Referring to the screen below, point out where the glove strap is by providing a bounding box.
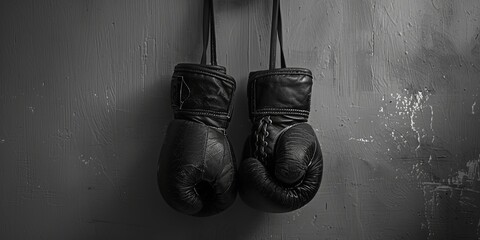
[269,0,286,70]
[201,0,217,66]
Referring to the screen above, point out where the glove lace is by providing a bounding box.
[254,116,272,164]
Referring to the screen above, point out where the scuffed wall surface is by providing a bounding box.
[1,0,479,239]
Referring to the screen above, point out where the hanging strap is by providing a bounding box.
[200,0,217,65]
[269,0,286,70]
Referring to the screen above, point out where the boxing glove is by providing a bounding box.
[239,68,323,213]
[158,63,237,217]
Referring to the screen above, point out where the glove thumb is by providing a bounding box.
[274,123,319,185]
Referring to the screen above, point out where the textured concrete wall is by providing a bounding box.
[1,0,479,239]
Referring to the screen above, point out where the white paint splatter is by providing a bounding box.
[429,105,435,143]
[349,136,374,143]
[28,106,35,113]
[409,91,425,152]
[466,156,480,181]
[380,90,434,153]
[451,154,480,185]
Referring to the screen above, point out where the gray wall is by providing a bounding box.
[1,0,480,239]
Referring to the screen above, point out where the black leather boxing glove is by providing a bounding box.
[238,0,323,213]
[157,63,237,216]
[239,68,323,213]
[157,0,237,217]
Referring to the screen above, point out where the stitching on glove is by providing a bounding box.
[253,108,310,116]
[259,108,309,112]
[252,110,309,117]
[175,109,231,119]
[250,70,313,79]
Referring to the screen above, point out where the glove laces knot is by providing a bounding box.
[254,116,272,164]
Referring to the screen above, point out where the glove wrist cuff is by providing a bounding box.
[248,68,313,119]
[171,63,236,128]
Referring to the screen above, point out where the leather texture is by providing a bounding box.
[239,68,323,213]
[158,63,237,217]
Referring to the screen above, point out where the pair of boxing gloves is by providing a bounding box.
[157,63,323,216]
[157,0,323,216]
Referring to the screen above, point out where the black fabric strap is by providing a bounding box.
[201,0,217,65]
[269,0,286,70]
